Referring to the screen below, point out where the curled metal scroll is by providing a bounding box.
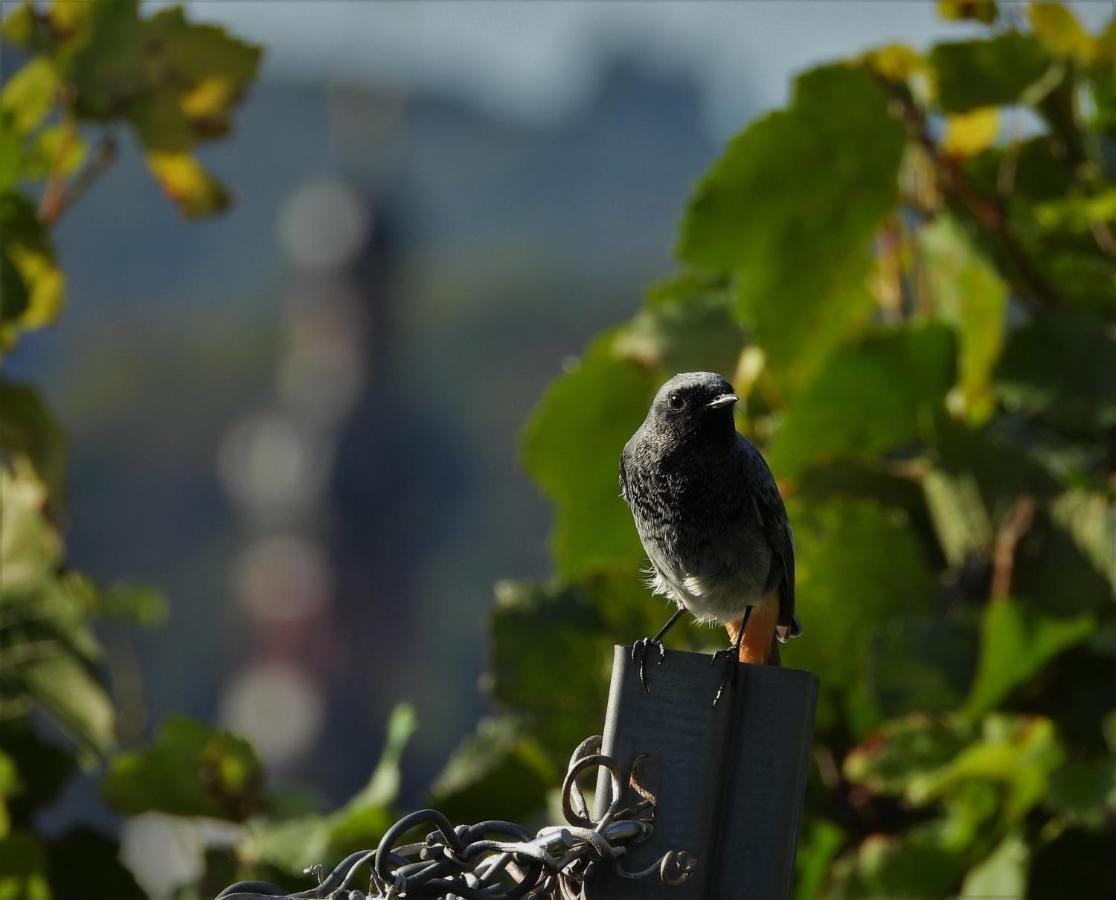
[216,735,694,899]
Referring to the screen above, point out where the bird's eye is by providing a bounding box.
[667,393,685,411]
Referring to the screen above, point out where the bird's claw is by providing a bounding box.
[710,648,739,708]
[631,637,666,693]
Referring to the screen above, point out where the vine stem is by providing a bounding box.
[879,78,1060,315]
[38,133,116,226]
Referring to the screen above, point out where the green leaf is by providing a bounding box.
[0,380,67,500]
[428,717,555,823]
[137,6,262,143]
[917,715,1064,820]
[1028,3,1096,66]
[828,821,967,900]
[521,332,656,579]
[613,274,743,376]
[0,59,59,137]
[0,192,65,343]
[249,705,416,872]
[959,831,1028,897]
[102,715,263,821]
[767,324,956,478]
[794,819,846,900]
[965,600,1095,716]
[867,616,978,717]
[845,714,978,799]
[930,33,1050,112]
[1045,758,1116,827]
[63,0,143,121]
[0,830,49,900]
[994,312,1116,431]
[17,654,114,757]
[340,703,415,811]
[919,216,1008,422]
[96,582,168,627]
[488,579,616,763]
[677,64,904,392]
[781,497,937,734]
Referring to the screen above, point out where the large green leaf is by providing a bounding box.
[780,497,937,734]
[521,332,656,579]
[0,830,49,900]
[1045,757,1116,828]
[768,324,956,479]
[102,715,263,821]
[929,32,1050,112]
[487,579,616,763]
[965,600,1095,716]
[677,64,904,392]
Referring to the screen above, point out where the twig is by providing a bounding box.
[990,494,1036,600]
[38,134,117,226]
[881,80,1060,314]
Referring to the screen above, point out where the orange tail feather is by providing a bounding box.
[726,592,781,665]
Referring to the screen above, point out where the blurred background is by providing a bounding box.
[4,0,1109,826]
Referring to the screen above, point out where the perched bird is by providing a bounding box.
[620,371,799,704]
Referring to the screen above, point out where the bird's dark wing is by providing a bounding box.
[741,439,798,636]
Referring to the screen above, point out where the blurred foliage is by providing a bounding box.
[0,1,262,896]
[2,1,1116,898]
[455,3,1116,898]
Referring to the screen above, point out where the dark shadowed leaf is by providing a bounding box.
[488,580,615,764]
[781,497,937,735]
[103,715,263,821]
[828,822,967,900]
[0,380,66,500]
[995,312,1116,431]
[1045,758,1116,827]
[429,717,556,823]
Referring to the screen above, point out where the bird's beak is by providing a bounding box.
[707,393,739,409]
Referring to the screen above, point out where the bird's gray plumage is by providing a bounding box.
[620,372,799,638]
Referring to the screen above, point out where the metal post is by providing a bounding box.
[589,645,818,900]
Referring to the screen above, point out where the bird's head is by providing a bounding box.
[647,371,739,443]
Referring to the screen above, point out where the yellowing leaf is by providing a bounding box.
[1028,3,1096,66]
[0,58,59,136]
[7,245,64,329]
[919,215,1007,422]
[938,1,998,24]
[941,107,1000,158]
[23,123,87,181]
[145,151,229,218]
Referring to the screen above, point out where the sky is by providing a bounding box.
[180,0,1000,138]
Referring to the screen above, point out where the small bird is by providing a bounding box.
[620,371,799,705]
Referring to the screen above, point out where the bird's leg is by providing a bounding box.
[632,608,685,693]
[711,606,753,708]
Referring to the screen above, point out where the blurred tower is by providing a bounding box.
[217,176,386,782]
